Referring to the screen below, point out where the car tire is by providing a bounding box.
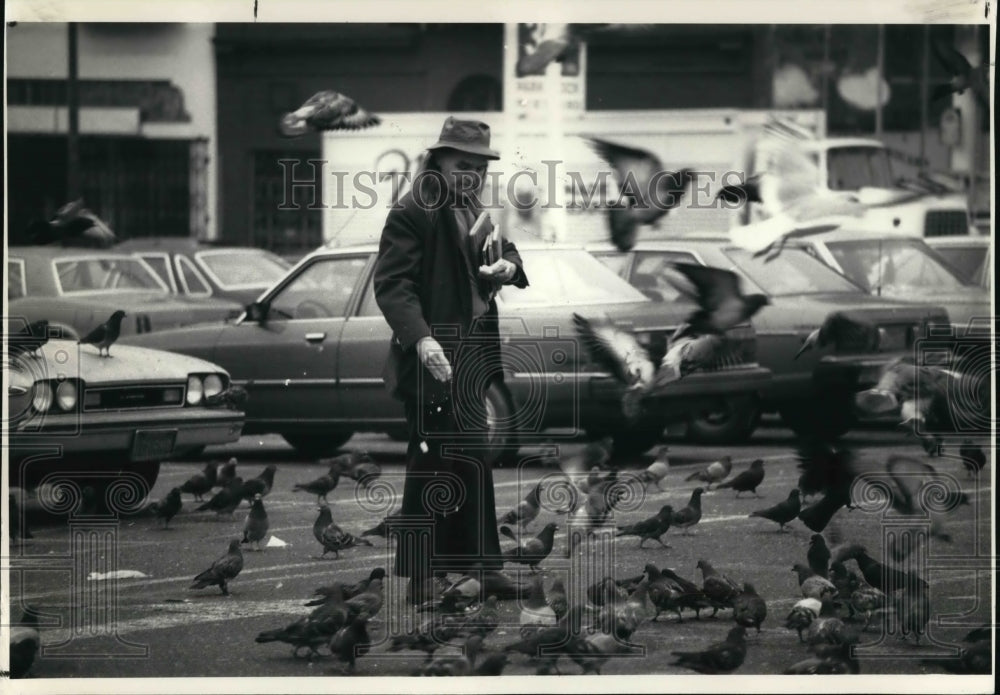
[485,382,519,468]
[778,395,855,440]
[282,432,355,459]
[687,395,760,445]
[610,414,666,459]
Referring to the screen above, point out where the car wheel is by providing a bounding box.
[687,395,760,445]
[778,395,855,440]
[485,382,519,467]
[282,432,355,459]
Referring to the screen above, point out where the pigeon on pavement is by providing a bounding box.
[215,458,238,489]
[959,441,987,478]
[715,460,765,497]
[307,568,387,604]
[784,642,860,674]
[497,480,543,530]
[671,488,704,534]
[637,446,671,490]
[9,607,41,678]
[240,464,277,502]
[328,614,372,673]
[697,559,741,616]
[255,616,330,659]
[659,567,715,620]
[785,597,823,643]
[312,504,373,559]
[749,488,800,531]
[150,487,182,529]
[808,534,832,579]
[921,625,992,674]
[616,504,673,547]
[733,583,768,634]
[501,521,558,571]
[685,455,733,488]
[196,476,244,517]
[293,469,341,504]
[792,563,838,602]
[241,493,269,551]
[190,539,244,595]
[78,310,126,357]
[671,625,748,674]
[180,463,217,501]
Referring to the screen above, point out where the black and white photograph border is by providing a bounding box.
[2,0,995,694]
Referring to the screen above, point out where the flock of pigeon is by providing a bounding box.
[9,415,990,678]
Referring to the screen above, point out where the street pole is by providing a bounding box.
[875,24,884,138]
[67,22,81,201]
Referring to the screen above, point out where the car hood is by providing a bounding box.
[32,339,229,386]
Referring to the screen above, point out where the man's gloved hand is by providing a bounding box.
[477,258,517,284]
[416,336,453,383]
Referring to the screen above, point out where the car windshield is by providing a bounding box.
[931,244,989,288]
[196,250,291,289]
[827,146,895,191]
[498,249,649,308]
[54,256,169,295]
[721,247,864,296]
[824,238,967,295]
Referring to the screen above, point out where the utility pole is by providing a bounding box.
[67,22,81,200]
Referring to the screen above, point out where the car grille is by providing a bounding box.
[83,382,186,411]
[924,210,968,237]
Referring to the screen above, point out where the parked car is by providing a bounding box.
[588,235,952,440]
[119,243,772,460]
[795,230,991,329]
[6,317,245,493]
[115,237,292,306]
[7,246,244,340]
[924,234,992,291]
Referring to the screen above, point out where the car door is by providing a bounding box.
[210,253,370,427]
[337,258,407,429]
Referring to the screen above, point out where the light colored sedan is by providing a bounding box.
[798,229,991,330]
[7,320,245,494]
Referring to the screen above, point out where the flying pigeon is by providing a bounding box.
[279,90,380,137]
[585,136,695,251]
[929,40,989,108]
[795,311,879,360]
[665,262,770,336]
[22,199,117,248]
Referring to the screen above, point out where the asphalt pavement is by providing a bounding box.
[9,425,994,678]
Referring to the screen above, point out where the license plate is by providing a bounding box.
[131,429,177,462]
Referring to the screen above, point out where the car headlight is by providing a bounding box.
[186,376,204,405]
[32,382,53,413]
[56,380,78,411]
[203,374,225,399]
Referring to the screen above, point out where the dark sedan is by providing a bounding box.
[589,236,952,441]
[120,243,771,461]
[115,237,292,306]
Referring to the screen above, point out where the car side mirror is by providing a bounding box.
[245,301,269,324]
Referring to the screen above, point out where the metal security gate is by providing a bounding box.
[7,135,197,241]
[249,150,323,257]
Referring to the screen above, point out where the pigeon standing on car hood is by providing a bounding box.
[78,310,127,357]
